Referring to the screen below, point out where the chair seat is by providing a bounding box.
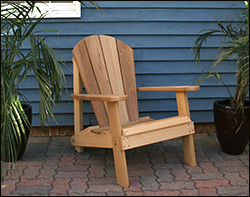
[72,115,194,151]
[90,116,154,134]
[122,115,192,137]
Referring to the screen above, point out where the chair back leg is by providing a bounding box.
[73,58,84,153]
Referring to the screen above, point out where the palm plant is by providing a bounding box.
[1,1,100,179]
[192,1,249,132]
[1,1,66,179]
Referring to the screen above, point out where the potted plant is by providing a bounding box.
[192,1,249,155]
[1,1,101,180]
[1,1,68,179]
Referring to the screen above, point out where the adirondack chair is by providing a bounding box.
[70,35,200,188]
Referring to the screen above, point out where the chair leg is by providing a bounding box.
[176,91,197,167]
[73,58,84,153]
[75,146,84,153]
[112,145,129,187]
[182,134,197,167]
[107,101,129,188]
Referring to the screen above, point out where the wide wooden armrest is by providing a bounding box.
[71,93,128,102]
[137,86,200,92]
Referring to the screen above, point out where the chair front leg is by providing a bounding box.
[107,101,129,188]
[176,91,197,167]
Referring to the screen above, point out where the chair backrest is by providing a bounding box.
[72,35,139,127]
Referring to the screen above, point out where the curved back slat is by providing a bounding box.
[72,35,139,127]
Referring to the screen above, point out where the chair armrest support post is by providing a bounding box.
[72,58,84,152]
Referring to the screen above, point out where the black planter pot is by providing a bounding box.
[2,104,32,162]
[17,103,32,160]
[213,99,249,155]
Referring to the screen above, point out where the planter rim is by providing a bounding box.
[21,103,32,110]
[214,99,249,110]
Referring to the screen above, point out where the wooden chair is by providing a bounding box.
[70,35,200,188]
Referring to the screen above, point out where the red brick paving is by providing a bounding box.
[195,179,230,188]
[17,179,53,187]
[50,178,71,195]
[1,134,249,196]
[198,188,219,196]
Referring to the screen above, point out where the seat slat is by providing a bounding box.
[91,116,154,134]
[122,116,192,136]
[120,122,195,150]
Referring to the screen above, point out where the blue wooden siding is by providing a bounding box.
[18,1,248,126]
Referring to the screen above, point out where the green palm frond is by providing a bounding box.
[192,3,249,133]
[1,1,66,179]
[2,0,100,180]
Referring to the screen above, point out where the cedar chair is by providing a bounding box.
[70,35,200,188]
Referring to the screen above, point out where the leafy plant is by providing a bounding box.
[1,1,100,180]
[192,1,249,132]
[1,0,66,179]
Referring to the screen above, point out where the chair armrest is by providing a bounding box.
[71,93,128,102]
[137,86,200,92]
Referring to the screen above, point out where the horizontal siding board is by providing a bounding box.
[22,60,237,76]
[136,74,238,86]
[19,48,235,62]
[32,110,216,126]
[80,8,244,22]
[135,61,237,74]
[18,72,237,90]
[138,98,225,111]
[18,75,74,89]
[18,1,246,126]
[135,48,234,61]
[42,8,244,23]
[31,107,214,126]
[24,98,219,116]
[21,35,231,49]
[33,22,236,35]
[94,1,244,9]
[139,111,214,123]
[18,86,244,102]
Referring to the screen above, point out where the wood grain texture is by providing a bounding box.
[71,93,128,102]
[99,35,129,123]
[107,101,129,188]
[120,122,195,150]
[72,35,140,127]
[72,37,109,127]
[71,131,112,148]
[91,116,154,134]
[137,86,200,92]
[117,39,139,122]
[176,91,197,167]
[122,116,191,136]
[72,58,84,153]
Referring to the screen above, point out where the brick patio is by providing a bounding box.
[1,133,249,196]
